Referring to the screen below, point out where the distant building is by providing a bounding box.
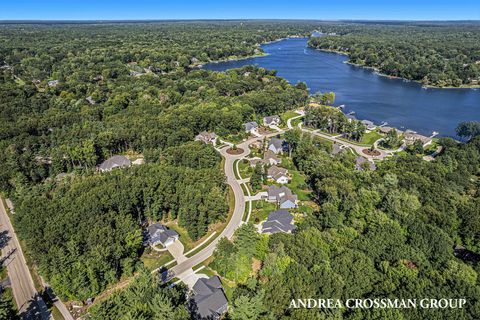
[263,150,281,165]
[145,223,179,247]
[195,131,218,146]
[244,121,259,134]
[268,138,285,154]
[267,165,289,184]
[355,156,376,171]
[98,155,131,172]
[261,210,295,234]
[263,115,280,127]
[47,80,59,87]
[192,276,228,320]
[267,185,298,209]
[379,126,394,135]
[86,96,95,105]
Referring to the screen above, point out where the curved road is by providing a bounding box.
[166,131,283,280]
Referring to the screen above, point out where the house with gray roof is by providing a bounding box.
[264,150,281,165]
[263,115,280,126]
[195,131,218,146]
[192,276,228,319]
[261,210,296,234]
[249,157,264,168]
[98,155,131,172]
[267,165,289,184]
[355,156,376,171]
[267,185,298,209]
[244,121,259,134]
[268,138,285,154]
[145,223,179,247]
[47,80,59,87]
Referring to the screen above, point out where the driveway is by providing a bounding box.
[167,240,187,264]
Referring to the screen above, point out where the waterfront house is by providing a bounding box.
[263,115,281,127]
[404,130,432,147]
[192,276,228,319]
[145,223,179,247]
[98,155,131,172]
[195,131,218,146]
[261,210,296,234]
[267,165,290,184]
[361,120,376,131]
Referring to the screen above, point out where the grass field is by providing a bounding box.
[251,200,276,224]
[140,251,174,271]
[360,130,382,145]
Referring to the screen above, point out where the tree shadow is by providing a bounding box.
[17,293,51,320]
[0,230,11,250]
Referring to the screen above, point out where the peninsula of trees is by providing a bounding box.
[308,23,480,87]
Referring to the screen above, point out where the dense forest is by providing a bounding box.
[209,134,480,319]
[0,21,311,302]
[1,21,480,318]
[308,23,480,87]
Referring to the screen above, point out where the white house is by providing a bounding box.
[244,121,259,134]
[263,115,280,127]
[267,165,290,184]
[195,131,218,146]
[268,138,285,154]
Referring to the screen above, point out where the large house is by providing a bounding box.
[261,210,296,234]
[98,155,131,172]
[267,165,290,184]
[195,131,218,146]
[192,276,228,320]
[268,138,285,154]
[244,121,259,134]
[145,223,179,247]
[355,156,376,171]
[404,130,432,147]
[267,185,298,209]
[361,120,376,131]
[331,143,346,156]
[263,150,281,165]
[263,115,280,127]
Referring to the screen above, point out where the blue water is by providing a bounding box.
[204,38,480,137]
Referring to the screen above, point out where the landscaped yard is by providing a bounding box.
[238,159,252,178]
[140,251,174,271]
[251,200,276,224]
[281,110,300,124]
[359,130,382,145]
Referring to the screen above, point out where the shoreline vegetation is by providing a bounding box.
[314,47,480,89]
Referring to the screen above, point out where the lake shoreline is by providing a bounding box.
[311,47,480,90]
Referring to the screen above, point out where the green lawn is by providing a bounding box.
[238,159,252,178]
[251,200,276,224]
[233,160,241,179]
[360,130,382,145]
[140,251,174,271]
[281,110,299,124]
[291,117,303,127]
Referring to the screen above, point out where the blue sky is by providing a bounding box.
[2,0,480,20]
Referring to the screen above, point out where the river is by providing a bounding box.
[204,37,480,137]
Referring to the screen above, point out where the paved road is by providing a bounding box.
[166,131,283,280]
[0,197,50,320]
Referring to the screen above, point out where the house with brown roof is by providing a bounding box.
[404,130,432,147]
[267,165,290,184]
[263,150,281,165]
[195,131,218,146]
